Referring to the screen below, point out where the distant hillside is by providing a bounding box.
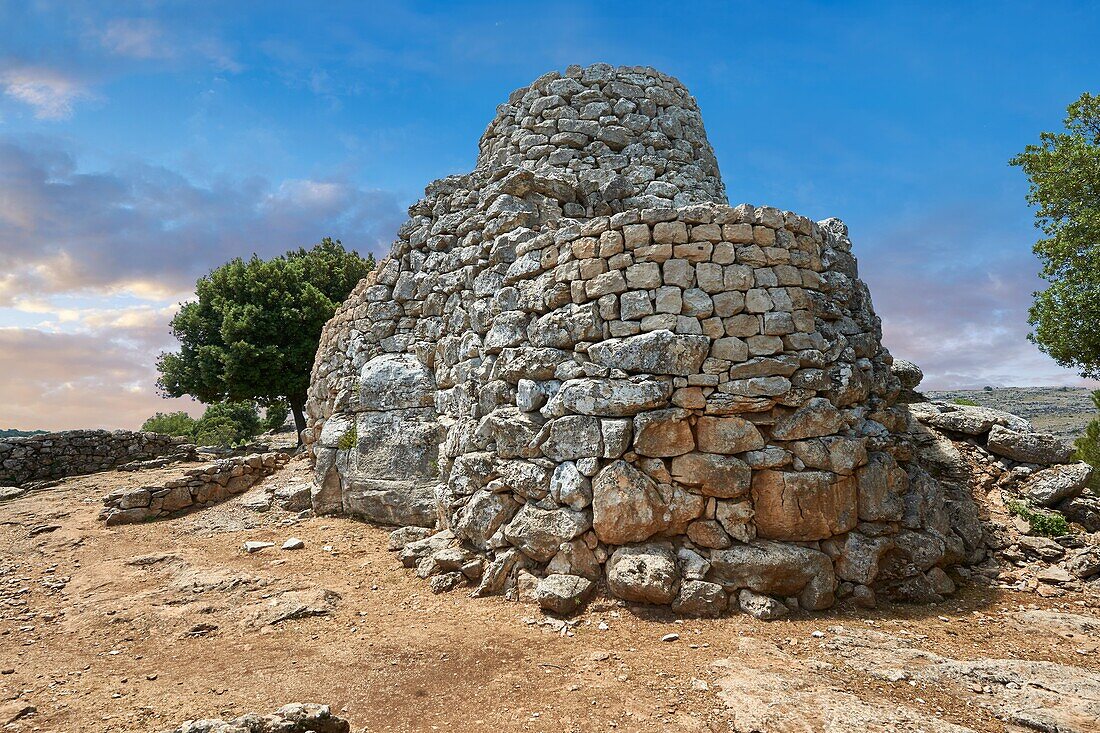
[0,428,48,439]
[925,386,1096,441]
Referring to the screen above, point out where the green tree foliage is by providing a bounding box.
[1073,390,1100,492]
[1011,93,1100,377]
[140,401,280,447]
[157,239,375,444]
[141,411,197,436]
[262,400,290,432]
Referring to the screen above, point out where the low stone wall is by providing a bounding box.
[0,430,188,486]
[101,451,291,525]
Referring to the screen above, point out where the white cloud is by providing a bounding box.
[97,18,166,60]
[0,138,406,304]
[92,17,243,72]
[0,66,94,120]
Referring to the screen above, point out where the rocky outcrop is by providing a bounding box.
[100,452,291,525]
[0,430,187,486]
[303,63,1036,617]
[160,703,349,733]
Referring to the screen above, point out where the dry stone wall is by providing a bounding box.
[305,64,985,617]
[100,451,291,526]
[0,430,187,487]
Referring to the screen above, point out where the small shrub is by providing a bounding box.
[262,401,290,432]
[192,416,246,447]
[337,424,358,450]
[1073,391,1100,492]
[141,411,197,436]
[1007,500,1071,538]
[951,397,980,407]
[143,401,269,447]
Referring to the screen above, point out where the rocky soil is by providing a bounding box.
[2,458,1099,732]
[927,387,1097,441]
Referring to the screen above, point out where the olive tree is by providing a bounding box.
[157,238,374,444]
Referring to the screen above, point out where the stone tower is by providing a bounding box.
[304,64,983,615]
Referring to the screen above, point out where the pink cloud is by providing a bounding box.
[0,327,197,432]
[0,137,406,305]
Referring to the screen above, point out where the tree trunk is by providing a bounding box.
[290,398,307,448]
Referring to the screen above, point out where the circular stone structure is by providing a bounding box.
[304,64,984,616]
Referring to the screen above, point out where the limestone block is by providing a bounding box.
[606,543,679,604]
[633,408,694,457]
[751,470,858,541]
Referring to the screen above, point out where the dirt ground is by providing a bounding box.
[2,459,1099,733]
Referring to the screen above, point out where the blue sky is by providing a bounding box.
[1,1,1098,430]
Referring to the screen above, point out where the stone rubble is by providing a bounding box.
[160,702,350,733]
[303,63,1097,618]
[100,452,291,526]
[907,399,1100,596]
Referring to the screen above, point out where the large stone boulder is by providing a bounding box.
[1025,462,1093,507]
[502,503,590,562]
[606,543,680,604]
[710,540,836,610]
[588,330,710,376]
[591,460,703,544]
[751,470,858,540]
[986,425,1074,465]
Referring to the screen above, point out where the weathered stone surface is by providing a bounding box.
[350,409,441,483]
[161,702,351,733]
[737,589,789,620]
[1025,462,1093,507]
[344,481,438,527]
[496,459,551,500]
[857,451,907,521]
[453,490,519,550]
[715,499,756,543]
[0,486,26,502]
[588,330,710,376]
[549,461,592,510]
[687,518,733,548]
[543,415,602,461]
[591,460,703,544]
[358,353,435,410]
[670,452,751,498]
[789,436,867,476]
[915,401,1032,436]
[388,525,434,551]
[710,540,836,610]
[633,408,694,457]
[672,580,728,617]
[830,532,895,585]
[891,359,923,390]
[556,378,672,417]
[769,398,844,441]
[694,416,765,454]
[472,548,525,597]
[986,424,1073,465]
[606,543,679,605]
[274,483,311,511]
[546,539,601,580]
[751,470,858,540]
[503,503,590,562]
[536,573,595,614]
